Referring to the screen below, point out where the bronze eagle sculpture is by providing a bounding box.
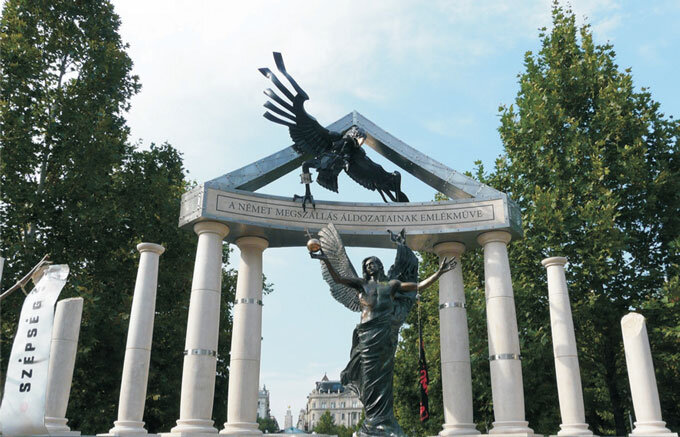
[259,52,409,210]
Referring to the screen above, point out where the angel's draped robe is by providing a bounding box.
[341,285,416,437]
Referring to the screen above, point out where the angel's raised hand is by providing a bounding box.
[310,251,329,261]
[388,228,406,245]
[438,257,458,274]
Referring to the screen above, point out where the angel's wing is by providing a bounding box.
[259,52,341,156]
[387,235,418,283]
[318,223,361,312]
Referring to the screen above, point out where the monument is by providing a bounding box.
[169,52,532,437]
[0,51,676,437]
[309,223,456,437]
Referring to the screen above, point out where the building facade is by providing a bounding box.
[284,407,293,429]
[303,374,362,430]
[257,385,270,419]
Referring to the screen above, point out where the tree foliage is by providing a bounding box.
[257,416,280,433]
[0,0,238,433]
[311,410,356,437]
[490,4,680,434]
[396,3,679,436]
[314,410,337,435]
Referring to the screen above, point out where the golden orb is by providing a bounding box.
[307,238,321,253]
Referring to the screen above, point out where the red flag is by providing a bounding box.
[418,322,430,422]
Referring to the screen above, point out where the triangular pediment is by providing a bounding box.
[181,111,521,250]
[206,111,502,200]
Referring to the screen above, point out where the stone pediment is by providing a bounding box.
[179,111,521,250]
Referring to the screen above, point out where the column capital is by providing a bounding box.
[194,221,230,238]
[541,256,567,268]
[433,241,465,257]
[476,230,511,246]
[236,236,269,252]
[137,242,166,255]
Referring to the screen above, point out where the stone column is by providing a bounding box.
[103,243,165,436]
[45,297,84,436]
[220,237,268,437]
[433,242,479,437]
[541,257,593,437]
[166,222,229,436]
[621,313,677,437]
[476,231,533,436]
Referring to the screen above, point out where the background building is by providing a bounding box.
[257,385,271,419]
[284,407,293,429]
[296,409,306,430]
[304,373,362,430]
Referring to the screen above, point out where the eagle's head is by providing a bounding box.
[343,126,367,147]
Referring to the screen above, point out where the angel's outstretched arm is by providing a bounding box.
[311,252,364,291]
[398,257,457,291]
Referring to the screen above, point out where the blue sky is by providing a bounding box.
[112,0,680,426]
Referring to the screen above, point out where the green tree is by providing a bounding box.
[257,416,280,433]
[335,423,355,437]
[314,410,337,435]
[0,1,239,433]
[488,3,680,435]
[396,4,679,436]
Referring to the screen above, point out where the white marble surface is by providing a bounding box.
[167,222,229,436]
[220,237,267,437]
[477,231,532,436]
[542,257,593,437]
[434,242,479,437]
[621,313,677,437]
[45,297,84,436]
[103,243,164,436]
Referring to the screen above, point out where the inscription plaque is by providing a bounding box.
[179,184,521,251]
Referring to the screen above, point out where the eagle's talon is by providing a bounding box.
[293,194,315,211]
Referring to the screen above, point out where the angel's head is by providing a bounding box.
[344,126,367,147]
[362,256,386,281]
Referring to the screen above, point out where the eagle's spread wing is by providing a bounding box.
[259,52,341,156]
[344,147,386,191]
[345,147,410,202]
[318,223,361,312]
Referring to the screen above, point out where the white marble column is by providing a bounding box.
[477,231,533,436]
[45,297,84,436]
[102,243,165,436]
[220,236,268,437]
[165,222,229,436]
[621,313,677,437]
[433,242,479,437]
[542,257,593,437]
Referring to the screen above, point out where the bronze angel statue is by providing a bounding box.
[259,52,409,210]
[309,223,456,437]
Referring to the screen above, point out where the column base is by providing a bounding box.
[553,423,595,437]
[488,421,535,436]
[160,419,218,436]
[219,421,262,437]
[160,433,217,437]
[45,416,81,436]
[42,431,81,436]
[98,420,152,436]
[476,430,545,437]
[440,423,481,436]
[484,421,537,437]
[630,421,678,437]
